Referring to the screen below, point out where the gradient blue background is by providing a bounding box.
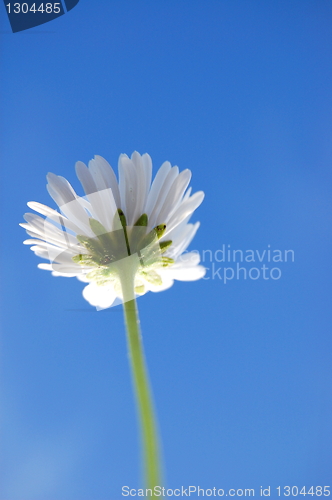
[1,1,332,499]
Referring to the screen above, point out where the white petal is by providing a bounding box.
[47,173,93,235]
[21,214,81,250]
[47,263,83,274]
[168,264,206,281]
[75,162,109,228]
[76,162,116,231]
[20,221,63,247]
[91,156,121,208]
[118,155,138,224]
[156,169,191,224]
[46,173,77,203]
[130,152,150,224]
[23,238,46,245]
[143,274,174,292]
[88,159,119,229]
[169,222,200,259]
[38,263,79,278]
[28,238,81,255]
[165,215,191,241]
[52,273,78,277]
[76,274,90,283]
[31,244,83,267]
[145,161,172,216]
[141,153,152,213]
[82,282,117,309]
[182,186,192,201]
[148,166,179,229]
[21,225,77,250]
[165,191,205,236]
[27,201,64,219]
[173,251,201,267]
[75,161,97,195]
[27,201,82,234]
[38,263,53,270]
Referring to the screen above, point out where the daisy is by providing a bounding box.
[20,152,205,494]
[21,152,205,309]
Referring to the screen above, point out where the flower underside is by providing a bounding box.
[21,152,206,308]
[73,209,174,294]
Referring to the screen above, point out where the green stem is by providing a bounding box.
[119,258,162,493]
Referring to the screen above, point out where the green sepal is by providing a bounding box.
[134,213,148,227]
[72,254,96,266]
[86,265,117,281]
[138,242,162,267]
[140,224,165,249]
[142,270,162,286]
[86,269,100,280]
[76,234,104,256]
[140,230,157,250]
[118,208,127,228]
[159,240,172,253]
[134,284,145,294]
[112,209,123,231]
[154,224,166,239]
[88,218,117,260]
[89,218,107,237]
[117,209,130,255]
[161,256,174,267]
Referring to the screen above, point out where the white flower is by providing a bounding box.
[21,152,206,308]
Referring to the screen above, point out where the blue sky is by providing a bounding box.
[1,1,332,498]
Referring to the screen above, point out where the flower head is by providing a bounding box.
[21,152,205,308]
